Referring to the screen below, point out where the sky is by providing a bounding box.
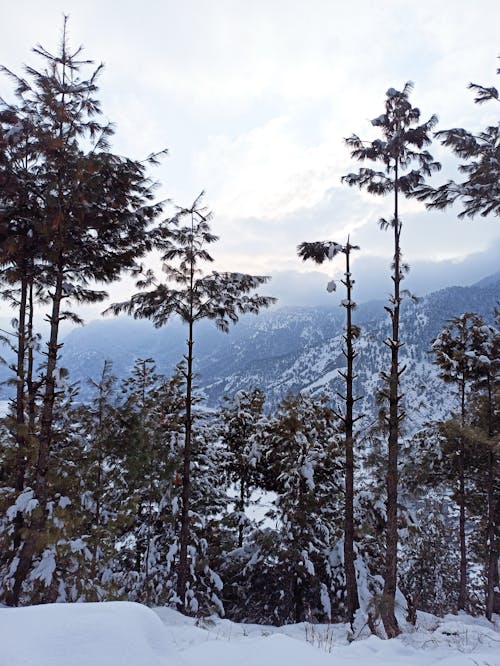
[1,0,499,320]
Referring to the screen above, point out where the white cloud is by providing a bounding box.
[1,0,498,312]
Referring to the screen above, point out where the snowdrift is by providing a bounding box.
[0,601,498,666]
[0,601,182,666]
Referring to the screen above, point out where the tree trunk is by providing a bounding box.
[8,269,64,605]
[343,243,360,626]
[381,170,401,639]
[485,373,496,621]
[176,318,194,610]
[12,275,29,553]
[90,366,106,586]
[293,574,304,623]
[238,471,246,549]
[458,378,467,610]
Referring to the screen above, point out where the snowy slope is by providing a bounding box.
[0,277,498,428]
[0,602,499,666]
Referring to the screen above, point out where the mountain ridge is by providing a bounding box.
[1,274,498,428]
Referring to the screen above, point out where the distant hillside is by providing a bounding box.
[1,274,498,430]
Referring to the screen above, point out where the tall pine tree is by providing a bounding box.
[297,238,361,626]
[0,19,164,605]
[342,83,439,636]
[106,193,275,611]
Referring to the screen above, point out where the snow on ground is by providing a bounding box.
[0,602,183,666]
[0,602,499,666]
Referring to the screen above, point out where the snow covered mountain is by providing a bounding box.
[55,275,499,423]
[1,275,498,428]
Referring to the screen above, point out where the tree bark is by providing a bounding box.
[485,373,496,621]
[343,242,360,626]
[458,376,467,610]
[176,214,196,610]
[8,269,63,605]
[26,279,37,439]
[238,470,246,549]
[176,317,193,609]
[11,275,29,553]
[381,167,401,639]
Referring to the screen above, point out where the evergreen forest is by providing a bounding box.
[0,23,498,639]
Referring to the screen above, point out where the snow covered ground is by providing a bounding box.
[0,601,498,666]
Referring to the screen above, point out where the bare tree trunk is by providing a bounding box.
[238,471,246,549]
[381,168,402,639]
[11,276,29,554]
[176,317,194,610]
[90,365,107,587]
[26,279,37,438]
[294,442,307,623]
[8,270,63,605]
[458,378,467,611]
[485,373,496,621]
[342,242,360,626]
[485,442,496,620]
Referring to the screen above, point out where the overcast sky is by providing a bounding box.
[1,0,499,320]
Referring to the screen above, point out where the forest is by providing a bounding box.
[0,21,498,641]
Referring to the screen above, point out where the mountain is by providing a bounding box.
[1,275,498,430]
[473,269,500,288]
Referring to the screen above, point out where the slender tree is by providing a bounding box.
[475,315,499,621]
[297,238,361,626]
[106,193,275,611]
[433,313,498,614]
[117,358,184,605]
[432,312,482,610]
[220,388,266,548]
[75,360,124,598]
[0,96,45,557]
[342,83,440,637]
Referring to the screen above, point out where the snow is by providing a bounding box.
[29,549,56,586]
[0,602,182,666]
[326,280,337,293]
[6,489,39,520]
[0,602,498,666]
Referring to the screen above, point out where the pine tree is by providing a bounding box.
[472,315,499,620]
[434,313,499,619]
[399,424,461,616]
[219,388,266,548]
[416,62,499,218]
[116,358,184,606]
[0,91,45,562]
[432,312,489,610]
[342,83,439,636]
[0,371,86,604]
[297,238,361,625]
[70,360,128,601]
[262,394,343,623]
[106,193,275,611]
[179,413,228,616]
[220,394,343,624]
[0,20,164,605]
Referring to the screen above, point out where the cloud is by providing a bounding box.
[1,0,498,326]
[269,238,500,307]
